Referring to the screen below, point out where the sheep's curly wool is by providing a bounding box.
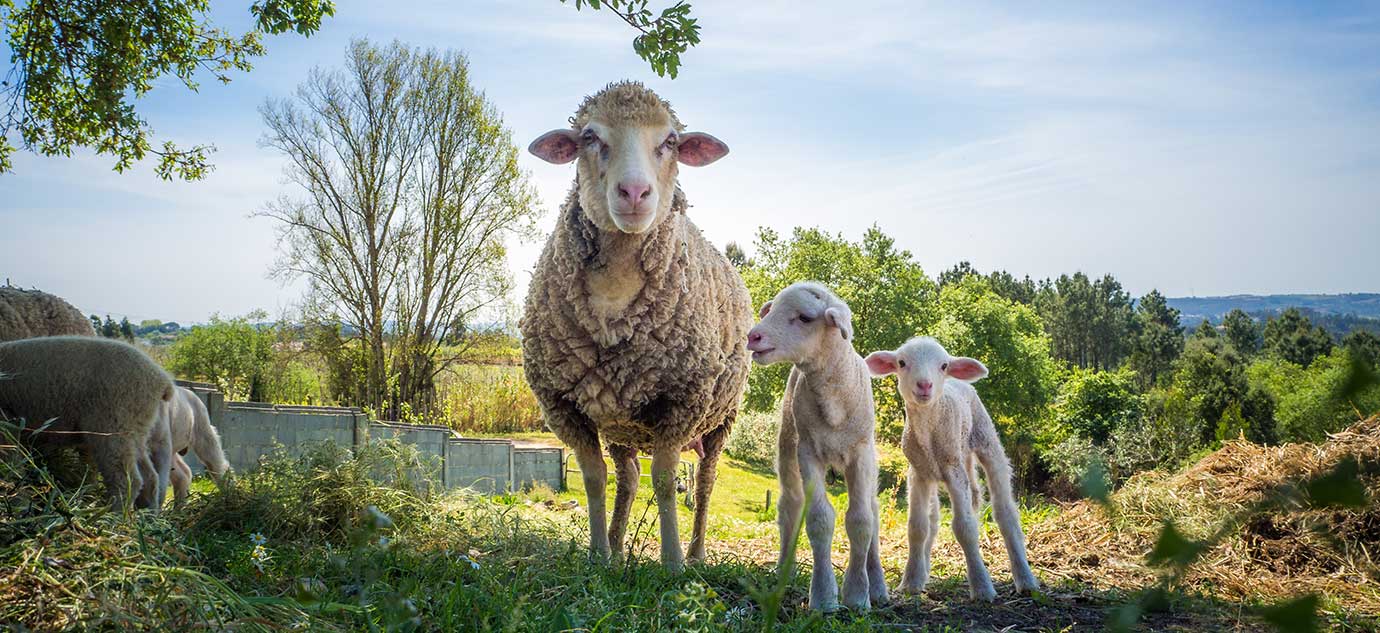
[572,80,684,131]
[0,336,175,506]
[521,187,752,452]
[0,287,95,341]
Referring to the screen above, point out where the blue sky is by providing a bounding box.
[2,1,1379,324]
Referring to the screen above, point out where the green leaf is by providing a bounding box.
[1261,594,1320,633]
[1303,457,1368,509]
[1146,521,1207,567]
[1080,459,1112,505]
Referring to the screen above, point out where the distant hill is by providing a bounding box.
[1167,294,1380,339]
[1166,294,1380,322]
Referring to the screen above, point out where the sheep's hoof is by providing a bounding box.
[970,584,998,602]
[1013,574,1041,595]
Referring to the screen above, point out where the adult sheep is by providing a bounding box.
[522,81,751,570]
[0,336,175,509]
[0,286,96,341]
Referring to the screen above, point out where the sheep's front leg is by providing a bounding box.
[798,448,840,611]
[841,451,882,610]
[901,472,938,594]
[650,444,685,572]
[607,444,640,561]
[943,466,996,602]
[572,442,611,562]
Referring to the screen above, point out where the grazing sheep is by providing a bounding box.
[865,337,1039,601]
[162,387,231,509]
[746,282,889,611]
[0,336,175,509]
[0,286,95,341]
[521,81,751,570]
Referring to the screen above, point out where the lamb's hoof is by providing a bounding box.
[870,587,891,606]
[1013,575,1041,595]
[813,601,842,613]
[970,584,998,602]
[898,584,926,596]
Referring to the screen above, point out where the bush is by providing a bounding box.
[1050,367,1141,445]
[1248,349,1380,443]
[1107,387,1202,480]
[1043,435,1107,491]
[435,365,543,434]
[875,441,909,496]
[725,406,779,470]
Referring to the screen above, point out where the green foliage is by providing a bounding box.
[725,406,779,471]
[738,225,937,438]
[1051,367,1141,445]
[1263,308,1334,367]
[1035,272,1136,371]
[1246,349,1380,443]
[1223,309,1261,356]
[0,0,334,178]
[168,311,274,401]
[564,0,700,78]
[1343,329,1380,369]
[1106,386,1202,480]
[1173,334,1275,445]
[1129,289,1185,388]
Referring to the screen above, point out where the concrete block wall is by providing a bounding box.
[174,380,561,495]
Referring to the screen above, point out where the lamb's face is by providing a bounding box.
[528,84,729,235]
[746,282,853,366]
[865,337,988,407]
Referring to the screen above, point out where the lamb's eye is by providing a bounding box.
[898,359,906,368]
[662,134,677,148]
[798,314,814,324]
[941,362,948,372]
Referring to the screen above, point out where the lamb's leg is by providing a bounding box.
[607,443,639,560]
[572,442,611,563]
[776,408,805,573]
[148,419,173,512]
[867,492,889,605]
[89,435,140,510]
[687,422,729,563]
[170,453,192,510]
[943,465,996,602]
[134,448,158,510]
[841,450,882,610]
[901,472,938,594]
[798,449,839,611]
[968,452,984,517]
[975,439,1040,594]
[650,443,684,572]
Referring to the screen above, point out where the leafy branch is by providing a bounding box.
[563,0,700,78]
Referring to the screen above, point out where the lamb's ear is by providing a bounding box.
[757,300,773,320]
[529,129,580,164]
[678,132,729,167]
[864,351,898,377]
[946,357,989,382]
[825,306,853,341]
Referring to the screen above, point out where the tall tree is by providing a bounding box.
[261,39,539,418]
[1192,318,1218,339]
[1344,330,1380,369]
[118,317,135,341]
[723,241,749,268]
[1129,289,1183,388]
[1263,308,1334,367]
[1222,308,1260,356]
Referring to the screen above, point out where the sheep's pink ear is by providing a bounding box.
[865,351,898,377]
[757,300,773,320]
[678,132,729,167]
[529,129,580,164]
[946,357,988,382]
[825,306,853,341]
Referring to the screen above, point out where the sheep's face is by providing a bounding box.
[865,337,987,407]
[746,282,853,366]
[528,83,728,234]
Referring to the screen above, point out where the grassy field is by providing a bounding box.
[2,420,1378,631]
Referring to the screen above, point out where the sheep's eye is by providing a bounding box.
[898,359,906,368]
[581,129,600,146]
[798,314,814,324]
[662,134,677,148]
[941,362,948,372]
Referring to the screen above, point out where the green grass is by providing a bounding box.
[4,433,1367,632]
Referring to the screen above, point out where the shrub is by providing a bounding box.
[1107,387,1202,480]
[725,406,778,470]
[434,365,543,434]
[1050,367,1141,445]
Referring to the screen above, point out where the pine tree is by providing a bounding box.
[1222,309,1260,355]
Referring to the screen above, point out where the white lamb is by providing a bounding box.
[746,282,888,611]
[865,337,1039,601]
[159,387,231,509]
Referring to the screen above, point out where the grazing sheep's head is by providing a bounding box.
[865,337,987,407]
[746,282,854,366]
[528,81,729,234]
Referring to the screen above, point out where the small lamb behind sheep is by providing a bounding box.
[0,336,176,509]
[162,386,231,509]
[521,81,751,570]
[866,337,1039,601]
[746,282,888,611]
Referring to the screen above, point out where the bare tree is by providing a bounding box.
[259,39,538,417]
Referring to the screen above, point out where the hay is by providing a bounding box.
[1029,416,1380,616]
